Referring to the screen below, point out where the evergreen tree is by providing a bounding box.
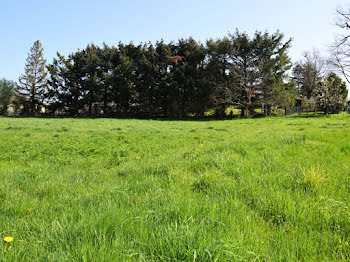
[47,52,83,116]
[110,42,135,116]
[206,37,233,117]
[174,38,210,117]
[18,40,48,115]
[153,41,173,117]
[209,30,292,118]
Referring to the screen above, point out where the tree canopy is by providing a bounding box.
[46,31,298,118]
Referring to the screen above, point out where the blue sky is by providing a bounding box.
[1,0,349,81]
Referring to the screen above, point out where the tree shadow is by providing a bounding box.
[286,113,329,119]
[2,112,344,121]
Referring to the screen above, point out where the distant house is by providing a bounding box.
[6,97,19,115]
[6,97,46,115]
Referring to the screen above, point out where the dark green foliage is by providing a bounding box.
[209,30,293,117]
[46,31,296,118]
[47,44,107,116]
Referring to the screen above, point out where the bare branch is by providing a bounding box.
[331,6,350,83]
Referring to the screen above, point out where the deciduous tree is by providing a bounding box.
[0,79,17,115]
[314,72,348,114]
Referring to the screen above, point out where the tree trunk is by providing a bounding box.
[267,105,272,116]
[31,100,35,116]
[246,89,253,118]
[216,104,226,118]
[245,106,249,118]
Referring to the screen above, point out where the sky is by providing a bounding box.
[1,0,349,82]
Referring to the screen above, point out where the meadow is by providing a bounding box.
[0,114,349,261]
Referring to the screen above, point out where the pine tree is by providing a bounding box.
[18,40,48,115]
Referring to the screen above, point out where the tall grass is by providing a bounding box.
[0,114,349,261]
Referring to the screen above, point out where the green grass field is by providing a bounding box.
[0,115,349,261]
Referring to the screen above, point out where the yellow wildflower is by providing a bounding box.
[136,156,141,160]
[3,236,14,243]
[200,144,204,148]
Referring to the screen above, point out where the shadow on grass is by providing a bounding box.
[1,112,347,121]
[0,114,243,122]
[286,113,329,119]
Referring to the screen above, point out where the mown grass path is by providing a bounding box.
[0,115,349,261]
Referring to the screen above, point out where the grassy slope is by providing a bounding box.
[0,115,349,261]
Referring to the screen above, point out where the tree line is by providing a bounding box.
[0,29,349,118]
[47,30,295,118]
